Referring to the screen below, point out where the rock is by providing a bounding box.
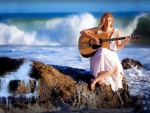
[30,61,77,103]
[0,108,5,113]
[0,105,9,113]
[121,58,143,69]
[29,61,133,109]
[8,80,37,95]
[0,56,26,75]
[9,80,21,93]
[12,102,28,109]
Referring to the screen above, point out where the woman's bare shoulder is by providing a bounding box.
[80,27,99,34]
[114,28,120,32]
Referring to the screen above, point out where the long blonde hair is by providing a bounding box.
[98,12,114,29]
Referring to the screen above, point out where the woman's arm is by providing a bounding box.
[80,27,100,45]
[116,30,131,50]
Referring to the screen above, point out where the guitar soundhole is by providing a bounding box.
[92,44,102,49]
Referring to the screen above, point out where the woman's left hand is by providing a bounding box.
[124,36,131,43]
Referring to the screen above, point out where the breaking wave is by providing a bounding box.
[0,13,149,46]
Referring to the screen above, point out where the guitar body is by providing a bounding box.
[78,33,109,58]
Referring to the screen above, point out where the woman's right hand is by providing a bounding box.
[91,37,100,45]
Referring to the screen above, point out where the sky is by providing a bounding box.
[0,0,150,13]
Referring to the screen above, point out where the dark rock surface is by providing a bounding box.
[0,56,25,75]
[121,58,144,69]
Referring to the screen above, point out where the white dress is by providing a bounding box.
[90,28,123,92]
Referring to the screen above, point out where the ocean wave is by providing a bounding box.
[132,13,150,45]
[0,13,150,46]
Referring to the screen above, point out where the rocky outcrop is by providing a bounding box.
[0,57,135,112]
[0,56,25,75]
[28,61,133,109]
[121,58,143,69]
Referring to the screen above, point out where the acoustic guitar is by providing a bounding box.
[78,32,140,58]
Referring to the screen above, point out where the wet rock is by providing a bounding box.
[9,80,37,95]
[30,61,77,104]
[29,80,36,93]
[9,80,21,93]
[121,58,143,69]
[0,108,5,113]
[0,56,26,75]
[12,102,28,109]
[0,105,8,113]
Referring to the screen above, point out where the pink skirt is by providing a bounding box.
[90,48,123,92]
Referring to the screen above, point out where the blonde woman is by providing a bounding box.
[80,12,131,91]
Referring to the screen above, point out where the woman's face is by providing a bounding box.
[103,16,112,27]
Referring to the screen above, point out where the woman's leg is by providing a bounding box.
[91,65,118,90]
[98,79,105,86]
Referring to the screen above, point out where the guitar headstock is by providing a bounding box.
[131,35,141,40]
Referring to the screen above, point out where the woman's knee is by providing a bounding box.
[114,65,118,69]
[113,65,118,72]
[110,65,118,73]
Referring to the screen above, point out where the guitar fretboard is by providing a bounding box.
[102,37,126,42]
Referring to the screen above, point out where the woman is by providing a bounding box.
[80,12,131,91]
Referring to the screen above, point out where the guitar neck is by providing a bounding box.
[103,37,126,42]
